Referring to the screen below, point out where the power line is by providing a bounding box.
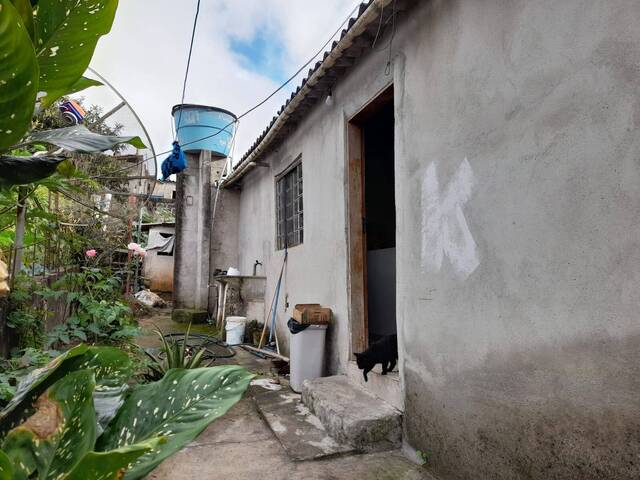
[95,1,364,179]
[175,0,202,137]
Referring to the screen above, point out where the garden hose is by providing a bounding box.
[161,332,237,360]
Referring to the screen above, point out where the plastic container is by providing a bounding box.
[172,104,237,155]
[289,322,327,393]
[225,316,247,346]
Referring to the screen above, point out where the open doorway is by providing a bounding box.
[347,85,395,354]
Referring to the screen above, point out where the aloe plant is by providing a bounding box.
[0,346,254,479]
[144,324,211,381]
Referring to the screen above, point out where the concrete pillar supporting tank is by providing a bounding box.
[172,149,212,323]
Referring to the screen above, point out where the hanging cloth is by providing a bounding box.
[160,141,187,181]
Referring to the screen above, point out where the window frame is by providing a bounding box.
[275,156,303,250]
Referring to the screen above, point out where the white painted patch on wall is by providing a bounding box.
[421,158,480,279]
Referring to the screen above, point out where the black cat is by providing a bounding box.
[354,334,397,382]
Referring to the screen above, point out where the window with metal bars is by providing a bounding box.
[276,160,303,250]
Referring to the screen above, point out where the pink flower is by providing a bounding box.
[85,249,97,258]
[127,242,146,257]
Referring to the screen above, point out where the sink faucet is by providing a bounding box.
[253,260,263,276]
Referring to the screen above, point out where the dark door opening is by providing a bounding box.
[363,98,396,342]
[347,85,395,353]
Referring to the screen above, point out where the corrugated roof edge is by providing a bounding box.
[222,0,396,187]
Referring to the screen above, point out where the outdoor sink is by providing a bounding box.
[213,275,266,325]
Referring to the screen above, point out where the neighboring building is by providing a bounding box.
[175,1,640,478]
[142,222,175,292]
[115,154,155,197]
[151,180,177,201]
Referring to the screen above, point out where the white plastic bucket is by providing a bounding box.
[225,316,247,345]
[289,324,327,393]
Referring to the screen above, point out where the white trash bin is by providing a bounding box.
[225,316,247,346]
[289,323,327,393]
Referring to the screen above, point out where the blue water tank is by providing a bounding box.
[172,104,237,156]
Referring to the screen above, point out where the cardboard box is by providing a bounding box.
[293,304,332,325]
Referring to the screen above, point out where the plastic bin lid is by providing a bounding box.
[226,316,247,323]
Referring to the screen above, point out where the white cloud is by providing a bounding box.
[82,0,361,175]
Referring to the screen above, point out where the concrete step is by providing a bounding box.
[301,375,402,451]
[250,381,355,461]
[345,360,403,411]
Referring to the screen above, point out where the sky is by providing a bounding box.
[80,0,362,175]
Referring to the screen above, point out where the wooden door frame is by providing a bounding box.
[347,121,368,356]
[346,83,394,357]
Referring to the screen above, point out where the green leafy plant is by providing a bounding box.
[416,450,430,466]
[0,348,58,406]
[0,379,15,407]
[6,310,44,349]
[144,324,211,381]
[5,275,45,349]
[5,268,137,351]
[41,267,139,347]
[0,0,39,151]
[0,345,254,479]
[97,366,255,479]
[1,369,162,480]
[0,0,119,151]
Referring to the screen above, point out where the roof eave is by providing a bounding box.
[221,0,394,187]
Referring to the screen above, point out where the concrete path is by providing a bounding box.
[138,308,435,480]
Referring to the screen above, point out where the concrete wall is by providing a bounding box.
[231,0,640,478]
[236,105,354,369]
[393,1,640,478]
[152,181,176,200]
[173,151,212,311]
[208,159,241,315]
